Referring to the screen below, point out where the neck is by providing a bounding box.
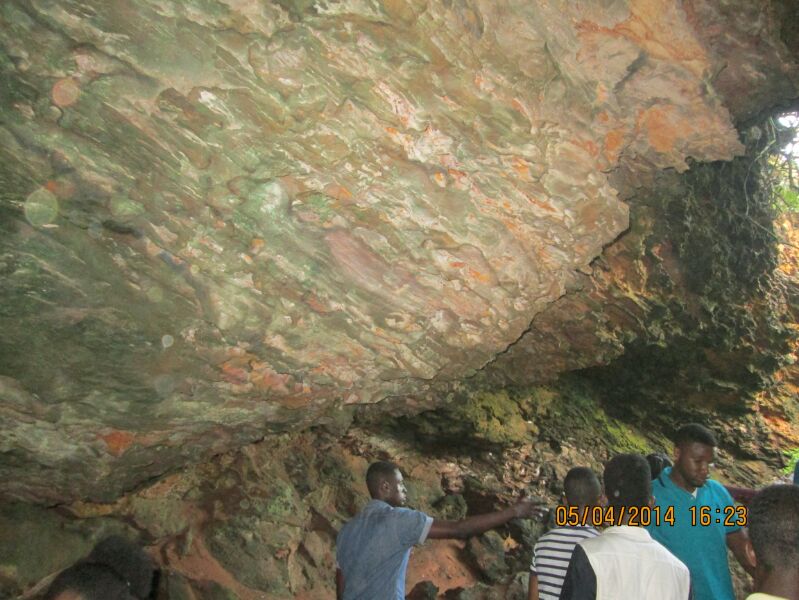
[756,569,799,600]
[668,469,696,494]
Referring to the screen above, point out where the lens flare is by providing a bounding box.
[24,188,59,227]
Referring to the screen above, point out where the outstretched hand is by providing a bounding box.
[512,495,548,519]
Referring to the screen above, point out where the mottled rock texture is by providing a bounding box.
[0,0,798,504]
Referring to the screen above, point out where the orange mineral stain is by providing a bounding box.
[576,138,599,157]
[101,430,135,457]
[221,361,250,384]
[325,184,353,203]
[595,83,609,104]
[467,268,491,284]
[604,129,626,162]
[304,293,331,313]
[45,179,77,199]
[528,196,556,212]
[512,157,531,179]
[639,106,679,154]
[250,363,291,394]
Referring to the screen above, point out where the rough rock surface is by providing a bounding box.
[483,138,794,406]
[0,0,797,503]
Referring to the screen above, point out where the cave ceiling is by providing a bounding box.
[0,0,797,503]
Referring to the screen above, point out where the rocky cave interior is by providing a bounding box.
[1,0,799,598]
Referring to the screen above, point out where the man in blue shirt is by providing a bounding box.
[647,423,755,600]
[336,460,542,600]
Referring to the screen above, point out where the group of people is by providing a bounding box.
[35,423,798,600]
[336,423,799,600]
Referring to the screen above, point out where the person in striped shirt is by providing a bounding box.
[528,467,602,600]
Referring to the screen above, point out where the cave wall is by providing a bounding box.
[1,1,799,596]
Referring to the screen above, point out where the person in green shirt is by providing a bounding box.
[744,484,799,600]
[647,423,754,600]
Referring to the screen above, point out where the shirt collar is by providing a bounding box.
[604,525,654,540]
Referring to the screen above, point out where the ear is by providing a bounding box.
[598,493,608,507]
[744,537,757,570]
[673,446,681,463]
[647,494,655,508]
[561,492,568,506]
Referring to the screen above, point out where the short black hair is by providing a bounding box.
[88,536,154,599]
[674,423,717,448]
[645,453,673,480]
[563,467,601,505]
[604,454,651,508]
[366,461,400,498]
[748,484,799,570]
[44,562,134,600]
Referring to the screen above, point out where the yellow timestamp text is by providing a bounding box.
[554,505,676,527]
[688,505,748,527]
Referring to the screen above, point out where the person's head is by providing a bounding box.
[87,536,155,599]
[672,423,717,491]
[746,484,799,587]
[366,461,407,507]
[562,467,602,508]
[44,562,134,600]
[645,453,673,480]
[603,454,652,510]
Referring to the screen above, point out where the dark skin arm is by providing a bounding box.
[336,568,344,600]
[727,529,756,577]
[527,572,539,600]
[427,497,543,540]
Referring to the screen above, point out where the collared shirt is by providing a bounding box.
[560,525,691,600]
[647,467,741,600]
[530,525,599,600]
[336,499,433,600]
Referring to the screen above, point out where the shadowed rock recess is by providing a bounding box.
[0,0,799,595]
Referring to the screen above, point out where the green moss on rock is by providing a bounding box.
[381,388,532,449]
[454,390,529,445]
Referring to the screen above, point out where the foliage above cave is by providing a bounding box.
[579,113,799,416]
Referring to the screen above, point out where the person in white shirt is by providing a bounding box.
[560,453,691,600]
